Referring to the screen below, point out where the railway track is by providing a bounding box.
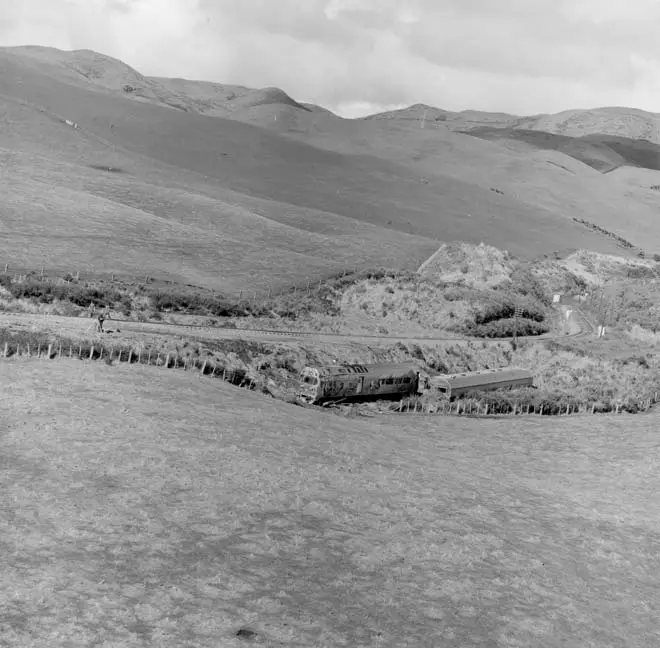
[0,305,594,345]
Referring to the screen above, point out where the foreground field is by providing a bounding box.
[1,361,659,647]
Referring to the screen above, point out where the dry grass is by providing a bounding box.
[0,45,640,298]
[1,360,659,647]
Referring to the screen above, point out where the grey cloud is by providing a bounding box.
[1,0,660,116]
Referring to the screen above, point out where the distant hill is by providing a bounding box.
[363,103,526,130]
[364,103,660,146]
[0,45,655,292]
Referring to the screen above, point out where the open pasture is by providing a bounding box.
[1,360,659,647]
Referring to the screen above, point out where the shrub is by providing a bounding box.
[467,318,550,338]
[474,300,545,326]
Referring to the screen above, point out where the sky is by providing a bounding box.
[1,0,659,118]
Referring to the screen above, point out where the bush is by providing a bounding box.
[147,289,250,317]
[5,278,124,308]
[474,299,546,326]
[506,267,552,306]
[467,318,550,338]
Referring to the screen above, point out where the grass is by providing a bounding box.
[1,360,659,646]
[0,44,647,299]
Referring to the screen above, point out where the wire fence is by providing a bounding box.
[390,391,660,417]
[1,339,259,392]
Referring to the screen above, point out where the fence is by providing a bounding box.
[389,390,660,417]
[1,340,259,392]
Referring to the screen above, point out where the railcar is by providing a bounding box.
[298,362,426,405]
[430,367,534,400]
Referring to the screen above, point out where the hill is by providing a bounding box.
[521,106,660,144]
[1,45,633,293]
[364,103,527,130]
[369,103,660,145]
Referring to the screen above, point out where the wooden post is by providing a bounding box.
[3,342,7,358]
[76,271,80,281]
[156,353,160,365]
[148,350,151,364]
[69,345,72,358]
[202,359,207,374]
[89,346,94,360]
[99,347,103,360]
[485,403,489,416]
[47,344,52,359]
[58,343,62,358]
[27,343,30,357]
[128,349,133,364]
[165,353,170,368]
[223,369,226,381]
[138,349,141,364]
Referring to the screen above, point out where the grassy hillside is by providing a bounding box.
[464,127,660,174]
[232,104,660,254]
[2,360,659,646]
[0,46,636,290]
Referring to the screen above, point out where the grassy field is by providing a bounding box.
[2,360,659,647]
[0,45,642,295]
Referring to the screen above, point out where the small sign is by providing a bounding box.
[565,309,572,320]
[553,294,561,304]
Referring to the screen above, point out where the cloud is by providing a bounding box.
[0,0,659,117]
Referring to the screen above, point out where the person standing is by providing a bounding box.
[97,309,106,333]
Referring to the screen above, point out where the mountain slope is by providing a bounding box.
[0,46,643,291]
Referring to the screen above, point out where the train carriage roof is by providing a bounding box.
[431,367,534,390]
[314,363,420,379]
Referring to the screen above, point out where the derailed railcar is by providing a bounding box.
[298,362,426,405]
[430,367,534,400]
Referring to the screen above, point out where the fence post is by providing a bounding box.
[128,349,133,364]
[89,346,94,360]
[3,342,7,358]
[202,359,207,374]
[148,350,152,364]
[69,345,72,358]
[58,343,62,358]
[165,353,170,368]
[47,344,52,359]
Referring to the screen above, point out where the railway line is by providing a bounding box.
[0,303,594,346]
